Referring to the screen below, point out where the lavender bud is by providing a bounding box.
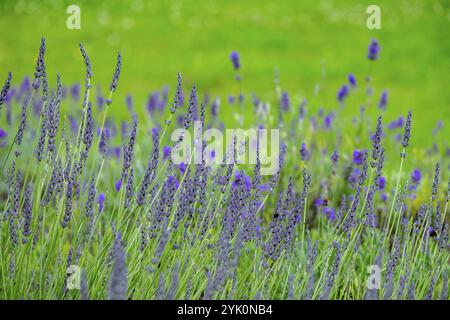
[184,85,196,129]
[33,37,46,91]
[15,93,29,146]
[121,119,137,183]
[431,163,440,202]
[22,184,33,244]
[109,51,122,95]
[401,111,412,150]
[83,101,94,153]
[0,72,12,109]
[368,38,380,60]
[171,72,184,113]
[124,168,134,209]
[230,51,241,70]
[79,43,92,89]
[371,116,383,167]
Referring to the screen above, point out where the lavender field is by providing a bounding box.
[0,34,449,300]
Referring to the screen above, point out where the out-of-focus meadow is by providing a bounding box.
[0,0,449,145]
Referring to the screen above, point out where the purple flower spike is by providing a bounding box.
[324,207,336,221]
[98,193,106,212]
[163,146,171,160]
[353,149,365,165]
[337,85,349,102]
[115,179,122,192]
[314,198,324,207]
[300,143,311,161]
[378,90,388,110]
[179,162,186,174]
[230,51,241,70]
[281,92,290,111]
[368,39,380,60]
[377,176,386,190]
[348,73,356,87]
[0,128,7,139]
[411,169,421,184]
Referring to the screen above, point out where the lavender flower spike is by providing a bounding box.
[431,163,440,202]
[107,51,122,104]
[109,232,128,300]
[33,37,46,90]
[79,43,93,89]
[368,38,380,60]
[401,111,412,150]
[0,72,12,109]
[230,51,241,70]
[171,72,184,113]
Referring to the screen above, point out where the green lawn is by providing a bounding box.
[0,0,449,146]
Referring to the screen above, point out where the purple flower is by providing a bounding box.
[0,72,12,109]
[300,143,311,161]
[163,146,171,160]
[228,95,235,104]
[314,198,325,207]
[377,176,386,190]
[98,193,106,212]
[211,98,219,117]
[353,149,365,165]
[0,128,7,139]
[125,94,133,112]
[324,207,336,221]
[168,175,180,190]
[368,39,380,60]
[179,162,186,174]
[232,171,251,191]
[146,92,159,114]
[337,85,349,102]
[381,193,387,202]
[324,114,333,129]
[378,90,388,110]
[348,73,356,87]
[115,179,122,192]
[348,167,361,187]
[281,92,290,111]
[401,111,412,150]
[113,147,121,159]
[230,51,240,70]
[109,51,122,94]
[331,150,339,164]
[70,84,80,101]
[411,169,421,184]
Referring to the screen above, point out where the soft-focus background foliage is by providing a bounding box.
[0,0,449,145]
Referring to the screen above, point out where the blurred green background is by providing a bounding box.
[0,0,449,146]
